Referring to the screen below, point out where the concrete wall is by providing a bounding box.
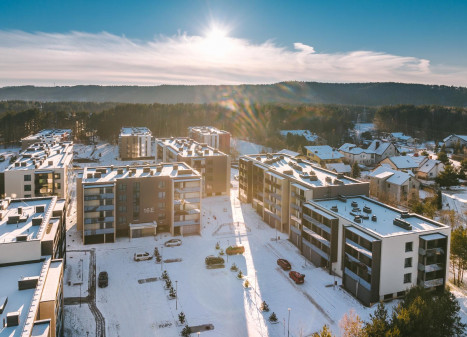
[0,240,42,265]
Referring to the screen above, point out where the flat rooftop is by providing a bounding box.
[312,196,447,237]
[6,142,73,171]
[22,129,72,142]
[119,127,152,136]
[82,163,201,184]
[0,261,44,337]
[0,197,54,243]
[158,138,226,157]
[190,126,229,135]
[245,153,361,188]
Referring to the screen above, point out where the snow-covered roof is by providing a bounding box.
[243,153,362,189]
[391,132,413,141]
[157,137,227,157]
[6,142,73,171]
[386,156,418,169]
[338,143,365,155]
[277,149,300,157]
[369,166,415,185]
[325,163,351,174]
[443,134,467,143]
[305,145,343,160]
[417,158,443,173]
[21,129,72,142]
[366,140,394,156]
[313,196,448,237]
[189,126,229,135]
[280,130,320,142]
[119,127,152,136]
[0,197,55,244]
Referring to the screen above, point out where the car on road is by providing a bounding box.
[205,255,225,266]
[164,239,182,247]
[98,271,108,288]
[134,252,152,261]
[289,271,305,284]
[277,258,291,271]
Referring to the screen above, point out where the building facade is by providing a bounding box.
[2,142,73,202]
[77,163,202,244]
[301,196,450,306]
[156,137,230,197]
[118,127,153,160]
[188,126,231,154]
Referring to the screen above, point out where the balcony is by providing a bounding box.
[174,219,200,226]
[418,263,444,272]
[84,205,114,212]
[419,247,445,256]
[420,278,444,288]
[175,186,201,193]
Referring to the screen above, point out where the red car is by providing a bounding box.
[289,271,305,284]
[277,259,291,271]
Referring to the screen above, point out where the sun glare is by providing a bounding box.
[201,24,233,59]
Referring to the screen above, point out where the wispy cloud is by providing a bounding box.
[0,30,465,86]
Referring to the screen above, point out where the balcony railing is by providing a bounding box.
[418,263,444,272]
[420,278,444,288]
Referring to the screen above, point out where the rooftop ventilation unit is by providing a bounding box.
[7,216,19,224]
[156,165,163,172]
[97,168,107,174]
[363,206,372,214]
[331,205,338,212]
[337,173,344,179]
[94,172,102,178]
[32,217,43,226]
[6,311,20,327]
[86,173,93,179]
[393,218,412,230]
[283,170,293,175]
[337,195,347,202]
[334,179,344,185]
[48,161,53,166]
[371,215,377,222]
[351,201,358,208]
[354,216,362,223]
[143,167,151,173]
[117,168,124,175]
[400,211,410,219]
[21,162,27,167]
[17,207,22,215]
[18,276,39,290]
[16,234,28,242]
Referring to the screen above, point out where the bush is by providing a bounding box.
[181,325,191,337]
[261,301,270,312]
[162,270,168,280]
[269,312,278,322]
[165,279,172,289]
[237,270,243,279]
[215,242,220,250]
[230,263,238,272]
[219,249,224,256]
[244,280,250,288]
[178,312,186,324]
[169,286,177,298]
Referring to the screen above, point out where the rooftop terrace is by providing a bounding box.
[313,196,447,237]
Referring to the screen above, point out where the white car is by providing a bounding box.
[164,239,182,247]
[134,252,152,261]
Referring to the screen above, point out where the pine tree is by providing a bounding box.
[351,162,361,178]
[162,270,168,280]
[178,312,186,324]
[181,325,191,337]
[237,270,243,279]
[436,165,459,187]
[312,325,335,337]
[363,302,389,337]
[269,312,278,322]
[260,301,270,312]
[169,286,177,298]
[244,280,249,288]
[165,278,172,289]
[230,263,238,272]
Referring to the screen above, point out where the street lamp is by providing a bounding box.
[175,280,178,310]
[288,308,291,337]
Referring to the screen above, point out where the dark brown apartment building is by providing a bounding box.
[188,126,231,154]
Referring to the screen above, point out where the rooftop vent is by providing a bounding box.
[7,216,19,224]
[400,211,410,219]
[6,311,20,327]
[337,195,347,202]
[371,215,377,222]
[32,217,43,226]
[17,207,22,215]
[0,296,7,314]
[94,172,102,178]
[325,176,332,183]
[117,168,124,175]
[331,205,338,212]
[337,173,344,179]
[21,162,27,167]
[351,201,358,207]
[283,169,293,175]
[16,234,28,242]
[18,276,39,290]
[97,168,107,174]
[354,216,362,223]
[393,218,412,230]
[48,161,53,166]
[86,173,93,179]
[143,167,151,173]
[156,165,163,172]
[334,179,344,185]
[363,206,372,214]
[15,162,20,167]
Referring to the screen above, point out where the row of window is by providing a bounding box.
[24,173,61,181]
[24,183,61,191]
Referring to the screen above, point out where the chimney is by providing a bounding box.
[375,141,380,150]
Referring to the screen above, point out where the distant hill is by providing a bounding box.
[1,82,467,106]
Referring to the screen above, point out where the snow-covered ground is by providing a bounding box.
[442,189,467,224]
[233,139,272,156]
[0,146,20,171]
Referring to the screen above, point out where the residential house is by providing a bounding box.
[443,134,467,148]
[325,163,352,175]
[338,143,375,166]
[305,145,343,166]
[366,140,399,163]
[380,156,419,173]
[369,165,420,203]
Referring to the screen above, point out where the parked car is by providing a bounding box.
[289,271,305,284]
[205,255,225,266]
[134,252,152,261]
[226,245,245,255]
[277,259,291,271]
[164,239,182,247]
[98,271,108,288]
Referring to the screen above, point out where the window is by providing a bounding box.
[54,173,61,179]
[118,195,127,202]
[405,242,413,252]
[404,273,412,284]
[157,202,165,209]
[54,183,61,190]
[118,184,127,191]
[118,205,127,212]
[24,194,31,198]
[404,257,412,268]
[24,175,31,182]
[24,184,31,191]
[383,293,393,300]
[158,192,166,199]
[158,181,166,189]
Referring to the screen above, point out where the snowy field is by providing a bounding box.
[233,139,272,156]
[443,189,467,224]
[0,146,20,171]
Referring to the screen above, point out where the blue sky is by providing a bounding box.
[0,0,466,86]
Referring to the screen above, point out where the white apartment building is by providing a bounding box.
[2,142,73,201]
[118,127,153,160]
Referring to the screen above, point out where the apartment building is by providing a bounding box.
[77,163,202,244]
[301,195,450,306]
[156,137,230,196]
[21,129,72,150]
[188,126,231,154]
[0,196,66,337]
[118,127,153,160]
[238,153,369,237]
[2,142,73,201]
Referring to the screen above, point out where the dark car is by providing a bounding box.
[98,271,108,288]
[289,271,305,284]
[277,259,291,271]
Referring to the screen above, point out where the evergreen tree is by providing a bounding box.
[260,301,270,312]
[436,165,459,187]
[451,226,467,286]
[312,325,335,337]
[268,312,278,322]
[178,312,186,324]
[181,325,191,337]
[351,162,361,178]
[438,151,450,165]
[363,302,389,337]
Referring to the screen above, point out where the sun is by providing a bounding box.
[201,24,233,58]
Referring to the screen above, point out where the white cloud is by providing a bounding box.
[0,30,466,87]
